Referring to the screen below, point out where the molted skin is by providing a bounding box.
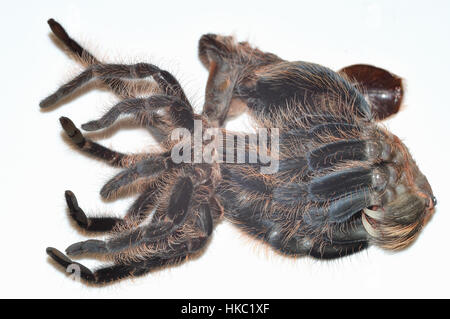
[42,20,436,284]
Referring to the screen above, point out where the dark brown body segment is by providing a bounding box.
[339,64,404,120]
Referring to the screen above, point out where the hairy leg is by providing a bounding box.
[46,235,207,284]
[80,95,194,132]
[64,184,160,232]
[46,19,190,105]
[59,117,149,168]
[67,177,196,255]
[225,202,368,259]
[46,183,213,284]
[99,154,172,199]
[219,163,371,259]
[40,62,189,109]
[198,34,281,126]
[47,18,131,98]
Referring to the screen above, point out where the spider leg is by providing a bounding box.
[312,219,369,259]
[100,154,172,199]
[47,235,207,284]
[65,184,160,232]
[59,117,148,168]
[47,181,213,283]
[40,62,189,109]
[225,162,374,224]
[49,17,184,102]
[220,163,373,259]
[198,34,239,126]
[48,20,184,102]
[47,246,173,283]
[67,177,195,255]
[286,218,369,260]
[46,247,95,281]
[47,245,166,283]
[225,201,368,259]
[283,221,369,260]
[99,204,212,255]
[198,34,282,126]
[65,190,121,232]
[80,95,194,132]
[47,19,98,64]
[46,19,131,99]
[125,182,164,221]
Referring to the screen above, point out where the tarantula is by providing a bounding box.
[42,19,436,284]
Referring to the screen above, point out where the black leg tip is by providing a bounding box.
[39,96,56,108]
[47,247,96,282]
[66,240,107,256]
[46,246,56,255]
[64,189,74,197]
[65,242,84,256]
[59,116,78,136]
[47,19,68,39]
[64,190,78,209]
[100,184,114,200]
[80,121,99,131]
[59,116,74,129]
[46,247,73,267]
[60,117,85,146]
[64,190,89,227]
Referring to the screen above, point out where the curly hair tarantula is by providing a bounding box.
[42,19,436,284]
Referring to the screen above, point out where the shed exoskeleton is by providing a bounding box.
[42,20,436,284]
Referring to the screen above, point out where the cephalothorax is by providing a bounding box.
[42,20,436,284]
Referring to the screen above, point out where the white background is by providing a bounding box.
[1,0,449,298]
